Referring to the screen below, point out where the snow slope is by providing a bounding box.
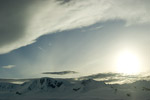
[0,77,150,100]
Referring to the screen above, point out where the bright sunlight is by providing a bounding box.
[116,50,141,74]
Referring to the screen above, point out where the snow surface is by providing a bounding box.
[0,77,150,100]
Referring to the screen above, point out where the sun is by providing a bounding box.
[116,50,141,74]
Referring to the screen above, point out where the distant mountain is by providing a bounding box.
[1,77,150,100]
[0,82,18,91]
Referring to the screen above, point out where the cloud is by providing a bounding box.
[0,78,34,84]
[42,71,78,75]
[80,73,121,79]
[79,72,143,84]
[2,65,15,69]
[38,46,46,52]
[0,0,150,54]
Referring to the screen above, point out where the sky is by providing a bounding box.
[0,0,150,79]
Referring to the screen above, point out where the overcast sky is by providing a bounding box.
[0,0,150,79]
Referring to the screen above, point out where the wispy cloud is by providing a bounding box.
[80,73,121,79]
[38,46,46,52]
[2,65,15,69]
[79,72,146,84]
[0,0,150,54]
[42,71,78,75]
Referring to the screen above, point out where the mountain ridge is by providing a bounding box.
[1,77,150,100]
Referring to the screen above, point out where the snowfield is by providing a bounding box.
[0,77,150,100]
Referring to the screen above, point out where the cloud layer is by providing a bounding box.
[2,65,15,69]
[0,0,150,54]
[79,72,148,84]
[42,71,78,75]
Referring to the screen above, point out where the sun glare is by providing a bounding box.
[116,50,141,74]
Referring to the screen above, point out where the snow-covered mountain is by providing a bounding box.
[0,77,150,100]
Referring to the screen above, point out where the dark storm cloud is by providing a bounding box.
[42,71,78,75]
